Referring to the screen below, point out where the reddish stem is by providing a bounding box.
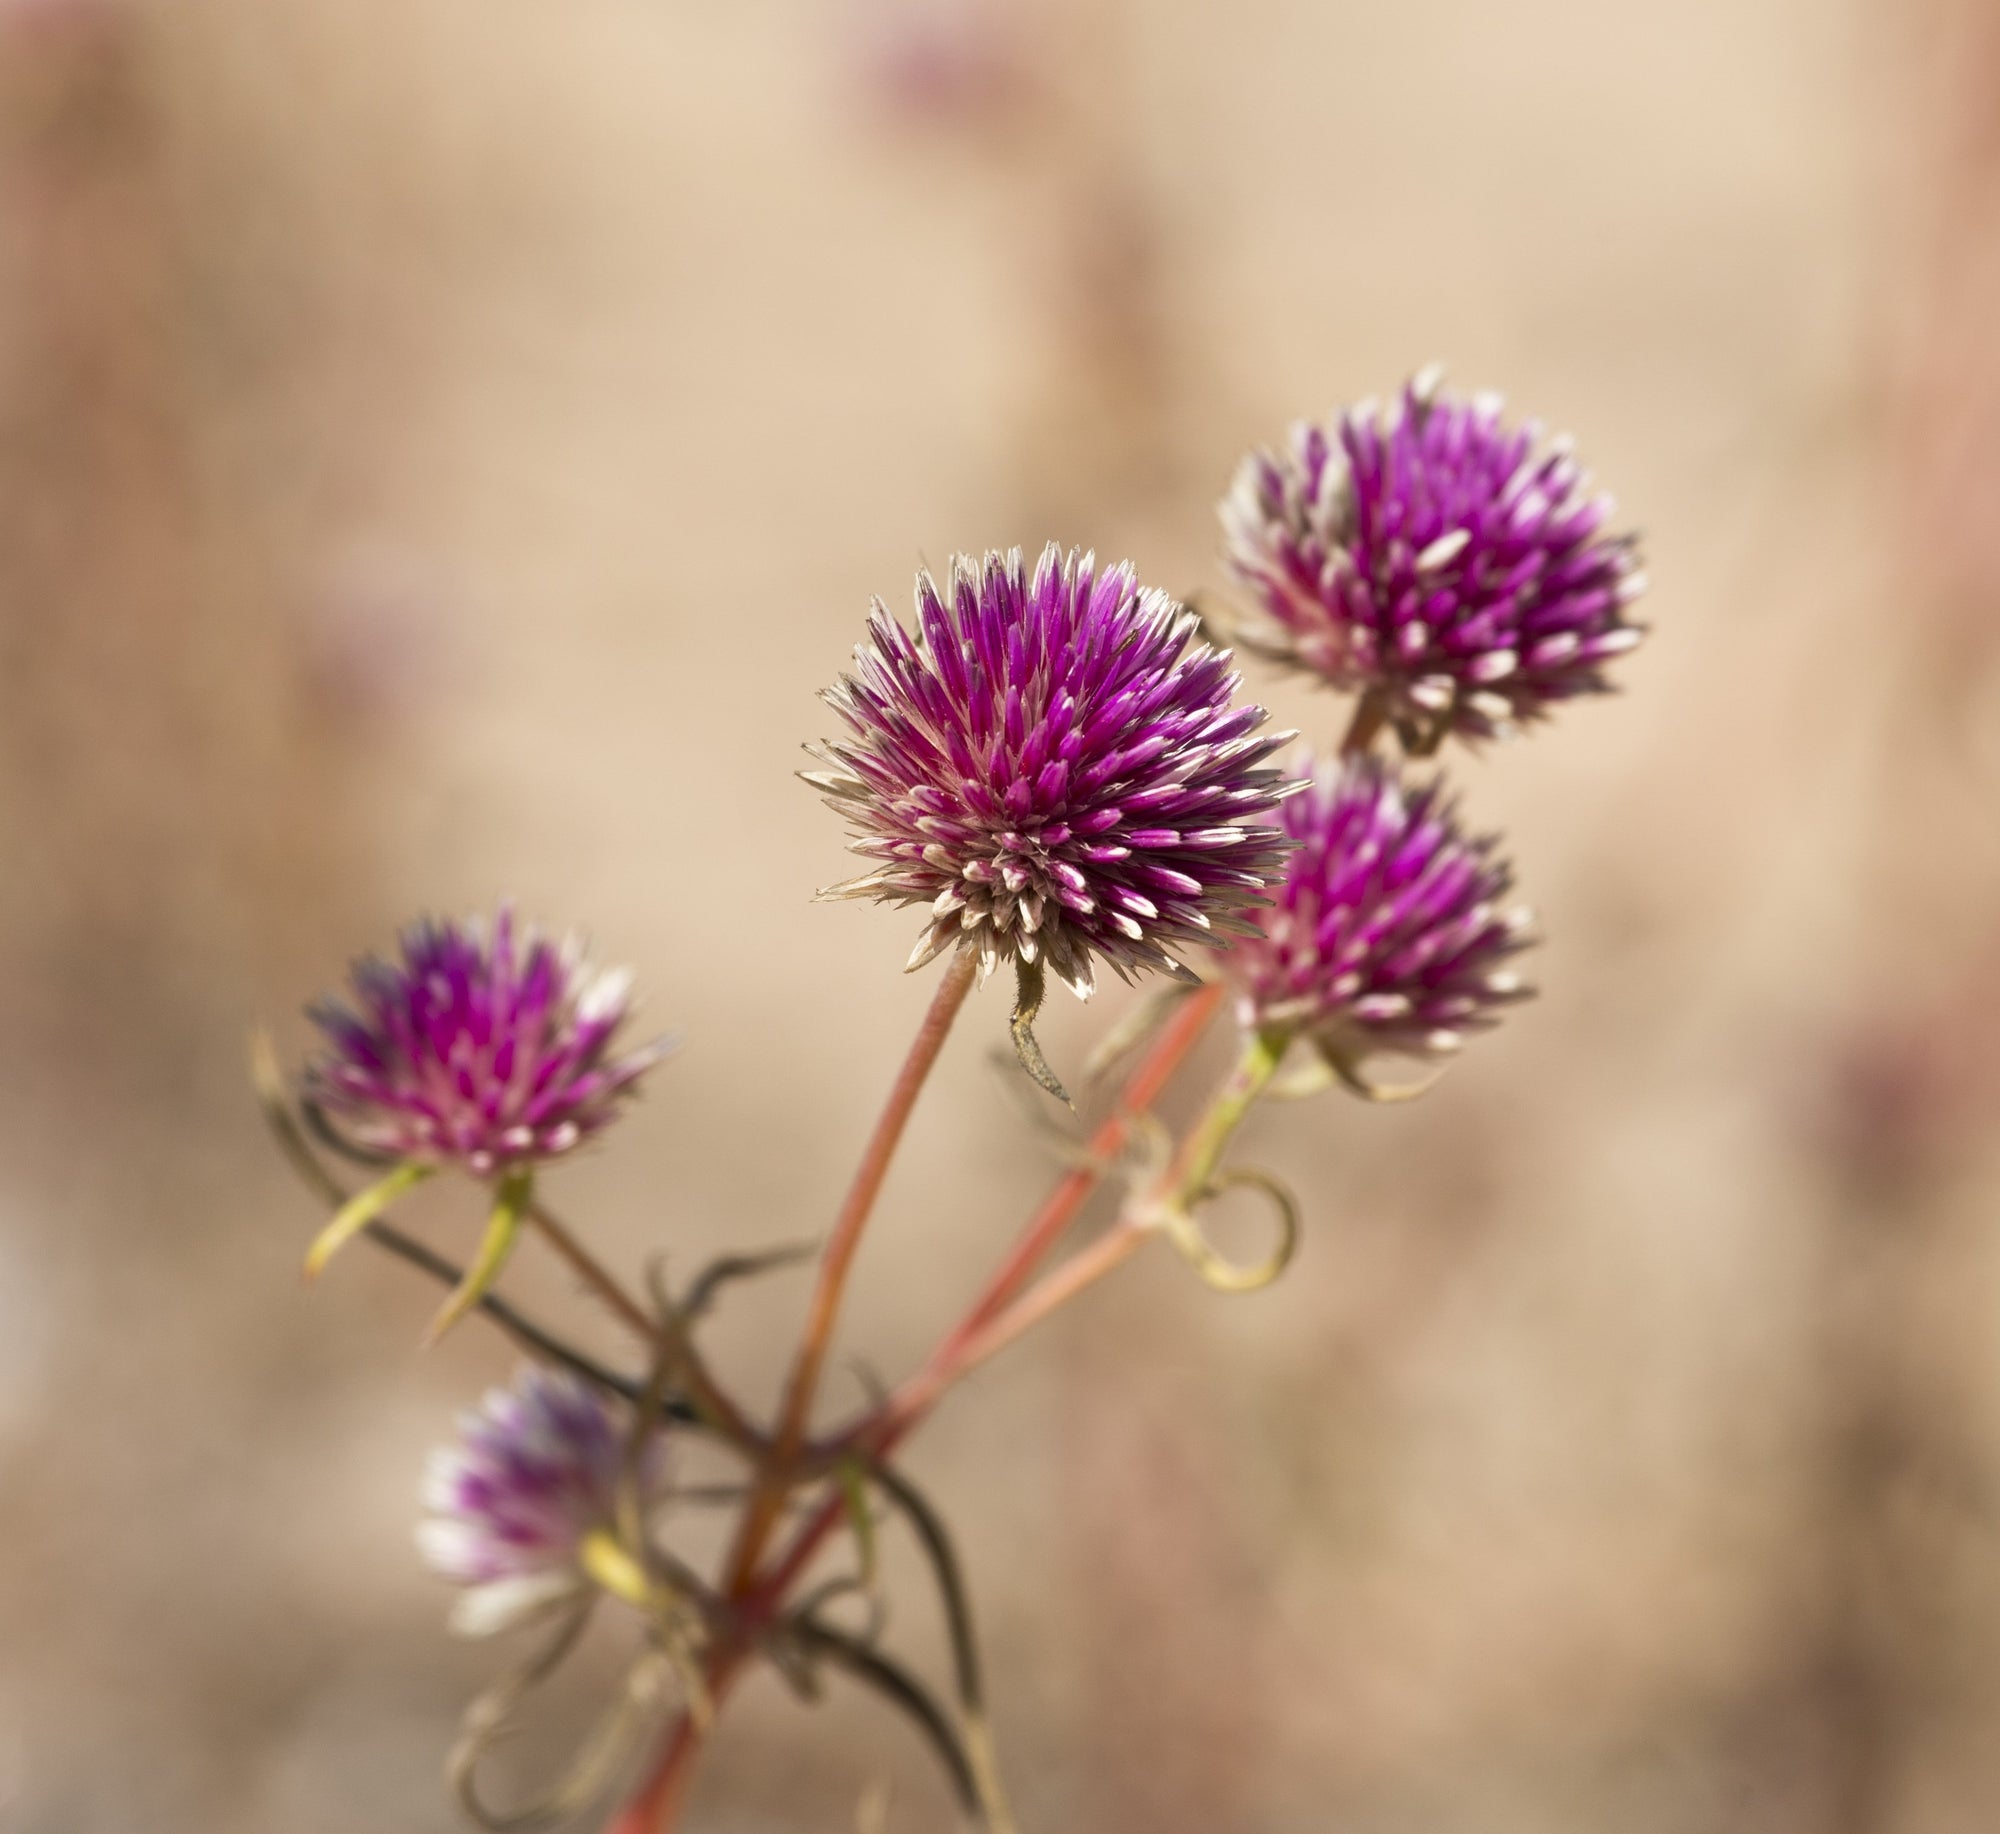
[601,1709,707,1834]
[722,950,978,1595]
[951,982,1223,1340]
[890,1216,1153,1426]
[762,984,1226,1600]
[609,974,1224,1834]
[526,1202,658,1341]
[527,1203,763,1450]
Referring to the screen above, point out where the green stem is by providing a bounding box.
[1166,1025,1289,1205]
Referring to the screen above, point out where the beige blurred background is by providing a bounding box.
[4,0,2000,1828]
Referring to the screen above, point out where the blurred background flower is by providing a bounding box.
[419,1365,657,1638]
[3,1,1999,1831]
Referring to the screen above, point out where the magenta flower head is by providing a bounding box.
[297,905,671,1336]
[418,1365,665,1637]
[807,543,1299,1003]
[305,904,668,1177]
[1234,751,1534,1086]
[1220,369,1647,749]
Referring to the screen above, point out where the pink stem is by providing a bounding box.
[609,974,1224,1832]
[722,951,977,1594]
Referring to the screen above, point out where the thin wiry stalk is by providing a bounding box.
[265,1039,767,1451]
[313,1072,669,1359]
[254,1042,696,1423]
[367,1217,696,1423]
[450,1604,675,1834]
[864,1460,1015,1833]
[727,950,978,1593]
[599,981,1232,1833]
[681,1241,818,1323]
[449,1601,595,1833]
[784,1616,981,1819]
[526,1197,660,1346]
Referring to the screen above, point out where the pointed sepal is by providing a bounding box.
[1008,956,1073,1110]
[303,1160,434,1281]
[425,1170,532,1344]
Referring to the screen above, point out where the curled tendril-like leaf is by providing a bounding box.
[863,1461,1017,1834]
[251,1032,348,1210]
[789,1568,889,1652]
[1122,1112,1177,1189]
[763,1622,824,1702]
[679,1239,818,1321]
[1265,1055,1338,1101]
[1328,1049,1447,1105]
[449,1605,673,1834]
[775,1466,891,1655]
[299,1092,400,1168]
[1009,956,1074,1109]
[838,1459,880,1587]
[1162,1167,1301,1294]
[767,1454,1014,1828]
[1263,1035,1446,1104]
[784,1615,981,1818]
[655,1616,717,1733]
[845,1355,892,1414]
[861,1465,976,1710]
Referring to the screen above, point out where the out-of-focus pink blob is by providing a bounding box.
[845,0,1032,125]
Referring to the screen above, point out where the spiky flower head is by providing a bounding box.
[418,1366,663,1636]
[808,543,1300,998]
[1220,369,1647,747]
[1234,751,1534,1074]
[304,905,670,1179]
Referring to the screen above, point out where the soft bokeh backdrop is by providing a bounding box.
[6,0,2000,1829]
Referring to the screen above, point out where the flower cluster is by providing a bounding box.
[268,362,1649,1831]
[1220,369,1647,747]
[808,543,1299,999]
[305,906,670,1179]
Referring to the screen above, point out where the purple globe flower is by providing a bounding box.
[304,905,671,1179]
[418,1365,664,1636]
[807,543,1300,999]
[1220,370,1647,747]
[1234,752,1534,1073]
